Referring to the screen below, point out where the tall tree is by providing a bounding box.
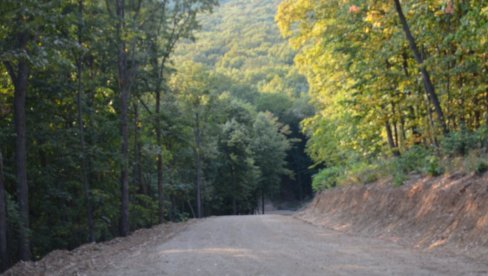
[1,2,33,260]
[116,0,130,237]
[76,0,94,242]
[252,112,291,214]
[392,0,448,134]
[145,0,218,223]
[172,62,216,218]
[0,151,7,270]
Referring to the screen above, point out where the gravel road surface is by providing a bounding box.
[96,214,488,276]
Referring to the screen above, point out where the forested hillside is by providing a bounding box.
[0,0,313,271]
[173,0,315,202]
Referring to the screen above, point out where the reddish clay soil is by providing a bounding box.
[299,172,488,262]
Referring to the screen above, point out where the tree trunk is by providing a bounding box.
[10,58,31,261]
[194,112,203,218]
[0,151,7,271]
[231,167,236,215]
[156,87,164,224]
[133,103,144,194]
[261,189,265,215]
[77,0,94,243]
[385,120,399,156]
[116,0,129,237]
[393,0,448,134]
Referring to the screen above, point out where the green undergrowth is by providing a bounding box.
[312,127,488,192]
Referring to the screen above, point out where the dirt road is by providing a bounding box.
[88,214,485,276]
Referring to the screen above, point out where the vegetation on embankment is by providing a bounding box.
[277,0,488,192]
[311,127,488,191]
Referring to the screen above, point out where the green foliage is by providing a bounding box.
[174,0,315,204]
[425,156,445,177]
[462,151,488,175]
[475,160,488,175]
[277,0,487,188]
[441,127,488,156]
[252,112,292,204]
[311,167,343,192]
[129,195,158,229]
[390,146,434,185]
[338,162,384,186]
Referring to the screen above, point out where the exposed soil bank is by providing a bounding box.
[299,172,488,261]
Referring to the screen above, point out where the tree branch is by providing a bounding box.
[3,61,17,83]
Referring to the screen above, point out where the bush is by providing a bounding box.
[338,162,383,186]
[475,160,488,175]
[311,166,343,192]
[463,150,488,175]
[392,146,431,174]
[390,146,444,185]
[424,155,444,176]
[441,127,487,156]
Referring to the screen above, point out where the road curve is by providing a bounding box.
[100,214,487,276]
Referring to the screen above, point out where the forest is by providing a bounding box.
[0,0,487,272]
[0,0,313,270]
[277,0,487,189]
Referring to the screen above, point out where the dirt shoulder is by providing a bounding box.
[299,172,488,263]
[4,221,193,276]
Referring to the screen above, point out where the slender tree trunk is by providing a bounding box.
[156,87,164,224]
[116,0,129,236]
[391,103,400,148]
[133,103,144,194]
[194,112,202,218]
[401,51,422,143]
[0,151,7,271]
[425,96,437,146]
[261,189,265,215]
[385,120,399,156]
[9,58,31,261]
[77,0,94,243]
[231,167,236,215]
[393,0,448,134]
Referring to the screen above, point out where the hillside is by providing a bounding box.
[173,0,315,202]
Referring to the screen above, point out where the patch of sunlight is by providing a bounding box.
[476,215,488,229]
[330,264,370,271]
[159,247,259,260]
[428,239,447,250]
[465,199,479,214]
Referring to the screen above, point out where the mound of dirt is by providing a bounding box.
[299,172,488,261]
[3,221,191,276]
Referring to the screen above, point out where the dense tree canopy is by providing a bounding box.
[277,0,487,190]
[0,0,310,270]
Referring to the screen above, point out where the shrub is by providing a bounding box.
[462,150,488,175]
[390,146,444,185]
[441,127,487,156]
[475,160,488,175]
[338,161,383,186]
[392,146,431,174]
[424,155,444,176]
[311,166,343,192]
